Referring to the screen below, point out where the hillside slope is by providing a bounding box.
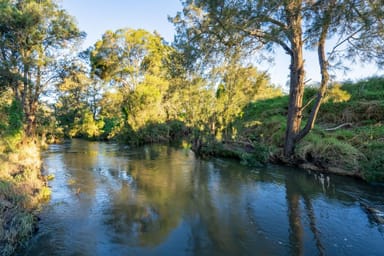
[234,77,384,182]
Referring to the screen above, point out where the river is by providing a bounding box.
[19,139,384,255]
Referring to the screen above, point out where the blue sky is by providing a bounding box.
[61,0,383,87]
[61,0,181,45]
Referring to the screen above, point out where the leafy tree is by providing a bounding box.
[212,57,272,140]
[91,29,172,132]
[97,90,125,139]
[54,56,105,138]
[69,110,104,139]
[0,0,84,136]
[171,0,384,157]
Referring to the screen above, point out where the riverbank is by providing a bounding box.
[212,77,384,182]
[0,139,49,256]
[15,140,384,255]
[54,77,384,183]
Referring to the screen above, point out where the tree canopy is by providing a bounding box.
[171,0,384,156]
[0,0,84,136]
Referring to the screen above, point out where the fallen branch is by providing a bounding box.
[325,122,353,131]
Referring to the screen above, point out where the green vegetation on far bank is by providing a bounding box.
[233,77,384,182]
[52,76,384,183]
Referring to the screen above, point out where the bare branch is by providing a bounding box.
[327,26,364,61]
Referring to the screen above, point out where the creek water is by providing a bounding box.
[19,139,384,255]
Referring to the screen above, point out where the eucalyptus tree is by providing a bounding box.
[90,29,172,131]
[0,0,83,136]
[172,0,384,157]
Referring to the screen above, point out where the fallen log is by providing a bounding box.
[325,122,353,131]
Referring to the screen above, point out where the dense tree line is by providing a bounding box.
[1,0,383,161]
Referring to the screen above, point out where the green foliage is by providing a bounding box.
[226,77,384,181]
[7,99,23,135]
[119,120,188,146]
[360,142,384,182]
[172,0,384,157]
[296,133,364,171]
[0,97,24,152]
[90,29,173,137]
[0,0,84,136]
[213,63,275,140]
[68,110,104,139]
[317,77,384,124]
[100,117,121,139]
[233,96,288,151]
[239,142,269,166]
[324,84,351,103]
[91,28,170,87]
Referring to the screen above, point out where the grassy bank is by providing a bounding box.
[0,139,50,256]
[233,77,384,182]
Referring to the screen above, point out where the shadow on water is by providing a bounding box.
[19,139,384,256]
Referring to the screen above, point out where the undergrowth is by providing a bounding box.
[0,138,50,256]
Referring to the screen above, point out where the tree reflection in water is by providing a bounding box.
[20,141,384,256]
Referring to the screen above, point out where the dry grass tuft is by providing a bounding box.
[0,139,49,256]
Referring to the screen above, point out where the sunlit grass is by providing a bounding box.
[232,77,384,181]
[296,133,364,171]
[0,138,49,255]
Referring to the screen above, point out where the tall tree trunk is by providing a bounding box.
[284,2,305,157]
[295,27,329,143]
[295,2,334,143]
[25,64,41,137]
[283,0,335,157]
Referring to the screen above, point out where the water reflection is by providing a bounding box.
[20,140,384,256]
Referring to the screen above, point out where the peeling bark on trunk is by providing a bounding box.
[283,2,305,157]
[295,27,329,143]
[283,1,334,157]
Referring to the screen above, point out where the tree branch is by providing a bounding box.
[327,26,364,61]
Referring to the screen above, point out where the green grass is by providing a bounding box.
[296,133,364,172]
[232,77,384,182]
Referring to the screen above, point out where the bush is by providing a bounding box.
[239,142,269,166]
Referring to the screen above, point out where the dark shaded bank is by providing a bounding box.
[0,140,50,256]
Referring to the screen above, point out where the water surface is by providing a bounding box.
[20,139,384,255]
